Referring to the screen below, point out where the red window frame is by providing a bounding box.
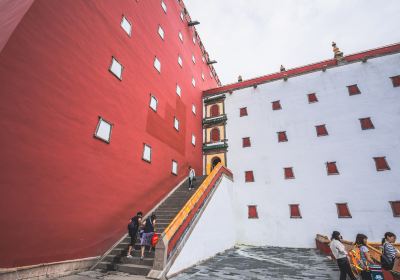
[242,137,251,147]
[240,107,248,117]
[374,157,390,171]
[316,124,328,137]
[245,171,254,182]
[284,167,295,179]
[390,76,400,87]
[336,203,352,218]
[272,100,282,111]
[289,204,302,218]
[248,205,258,219]
[307,93,318,103]
[389,201,400,217]
[326,162,339,175]
[359,117,374,130]
[210,104,220,117]
[277,131,288,142]
[347,84,361,96]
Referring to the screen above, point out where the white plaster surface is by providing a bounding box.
[167,176,236,276]
[223,53,400,247]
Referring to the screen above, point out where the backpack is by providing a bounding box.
[348,246,369,273]
[381,243,394,270]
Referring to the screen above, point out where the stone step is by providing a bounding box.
[121,256,154,266]
[97,261,115,271]
[110,247,155,258]
[115,263,152,276]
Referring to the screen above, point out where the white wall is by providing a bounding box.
[167,176,236,276]
[224,53,400,247]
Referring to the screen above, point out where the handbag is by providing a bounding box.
[151,233,159,247]
[381,243,394,270]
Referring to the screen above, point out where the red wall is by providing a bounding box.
[0,0,218,268]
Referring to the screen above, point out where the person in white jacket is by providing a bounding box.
[329,231,356,280]
[188,166,195,190]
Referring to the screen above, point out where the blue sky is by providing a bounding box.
[184,0,400,85]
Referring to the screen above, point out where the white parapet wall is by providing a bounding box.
[167,176,236,277]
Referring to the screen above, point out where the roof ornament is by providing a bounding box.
[332,42,344,61]
[238,75,243,82]
[280,65,286,72]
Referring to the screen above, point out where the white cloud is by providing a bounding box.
[185,0,400,84]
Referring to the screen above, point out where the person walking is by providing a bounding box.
[355,233,375,280]
[330,231,357,280]
[140,213,156,260]
[127,211,142,258]
[382,232,400,270]
[188,166,195,190]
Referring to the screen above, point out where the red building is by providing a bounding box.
[0,0,219,268]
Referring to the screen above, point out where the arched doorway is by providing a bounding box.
[210,127,220,142]
[211,156,221,171]
[210,104,220,117]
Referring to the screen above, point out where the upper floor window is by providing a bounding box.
[245,171,254,182]
[178,55,183,67]
[284,167,295,179]
[172,160,178,175]
[272,100,282,111]
[242,137,251,147]
[210,127,220,142]
[154,57,161,73]
[94,116,113,144]
[390,201,400,217]
[192,55,196,64]
[142,144,152,163]
[359,117,374,130]
[174,117,179,131]
[161,0,167,13]
[326,162,339,175]
[374,157,390,171]
[240,107,248,117]
[120,16,132,37]
[149,95,158,111]
[336,203,351,218]
[158,25,165,40]
[316,124,328,137]
[192,36,196,44]
[248,205,258,219]
[191,134,196,146]
[289,204,302,218]
[201,72,205,81]
[192,77,196,87]
[180,11,184,21]
[390,75,400,87]
[307,93,318,103]
[210,104,220,117]
[347,84,361,96]
[109,57,123,80]
[178,32,183,42]
[192,104,196,115]
[278,131,288,142]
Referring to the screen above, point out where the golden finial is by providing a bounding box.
[332,42,344,60]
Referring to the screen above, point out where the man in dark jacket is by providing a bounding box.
[127,211,142,258]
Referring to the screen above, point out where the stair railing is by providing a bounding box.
[315,234,400,278]
[149,163,233,278]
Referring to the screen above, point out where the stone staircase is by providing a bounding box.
[96,176,207,276]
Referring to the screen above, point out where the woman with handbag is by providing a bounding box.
[140,214,156,260]
[381,232,400,270]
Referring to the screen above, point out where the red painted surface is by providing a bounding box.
[167,166,233,255]
[204,43,400,96]
[0,0,218,268]
[248,206,258,219]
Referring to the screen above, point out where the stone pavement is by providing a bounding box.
[170,245,340,280]
[57,270,147,280]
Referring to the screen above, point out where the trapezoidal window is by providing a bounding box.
[308,93,318,103]
[316,124,328,137]
[142,144,151,163]
[210,128,220,142]
[389,201,400,217]
[374,157,390,171]
[284,167,295,179]
[210,104,220,117]
[174,117,179,131]
[161,0,167,13]
[158,25,165,40]
[336,203,351,218]
[272,100,282,110]
[347,84,361,96]
[192,104,196,115]
[248,205,258,219]
[176,84,181,97]
[109,57,123,80]
[154,57,161,73]
[178,31,183,42]
[191,134,196,146]
[178,55,183,67]
[359,117,374,130]
[149,95,158,112]
[242,137,251,147]
[192,54,196,64]
[201,72,205,81]
[172,160,178,175]
[180,11,184,21]
[94,116,113,144]
[289,204,302,218]
[390,75,400,87]
[245,171,254,182]
[278,131,288,142]
[240,107,248,117]
[120,16,132,37]
[192,77,196,87]
[326,162,339,175]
